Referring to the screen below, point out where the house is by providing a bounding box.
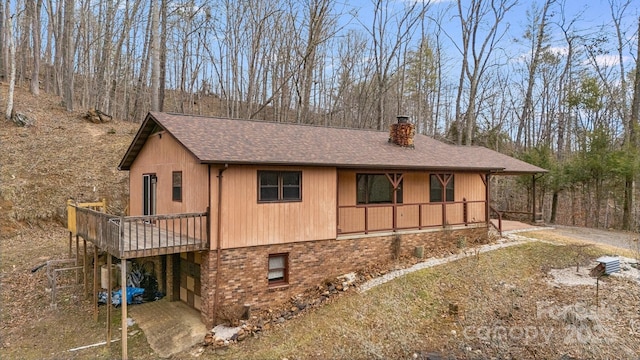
[76,112,545,333]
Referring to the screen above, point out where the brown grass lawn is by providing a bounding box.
[201,235,639,360]
[2,225,639,360]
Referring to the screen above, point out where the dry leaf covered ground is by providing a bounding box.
[1,84,639,359]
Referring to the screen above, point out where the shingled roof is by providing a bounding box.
[118,112,546,174]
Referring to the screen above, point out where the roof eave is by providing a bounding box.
[199,160,504,172]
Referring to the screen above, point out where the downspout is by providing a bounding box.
[213,164,228,325]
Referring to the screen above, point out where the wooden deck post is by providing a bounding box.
[93,245,98,322]
[83,239,88,298]
[68,232,73,258]
[121,259,128,360]
[75,234,80,285]
[106,254,112,346]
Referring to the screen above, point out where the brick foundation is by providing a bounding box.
[199,226,487,327]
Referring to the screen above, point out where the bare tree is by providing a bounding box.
[149,0,160,111]
[61,0,74,110]
[454,0,516,145]
[515,0,554,149]
[365,0,428,130]
[28,0,42,95]
[623,16,640,230]
[5,12,16,120]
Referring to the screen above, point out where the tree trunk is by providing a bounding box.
[5,13,15,120]
[62,0,74,111]
[622,16,640,230]
[29,0,42,95]
[149,0,160,112]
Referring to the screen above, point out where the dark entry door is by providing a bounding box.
[143,174,157,215]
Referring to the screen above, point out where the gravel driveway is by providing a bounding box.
[550,225,639,253]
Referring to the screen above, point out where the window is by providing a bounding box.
[356,174,403,204]
[430,174,454,202]
[172,171,182,202]
[268,253,288,285]
[258,171,301,202]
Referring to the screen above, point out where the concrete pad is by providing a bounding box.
[491,219,550,234]
[129,299,206,358]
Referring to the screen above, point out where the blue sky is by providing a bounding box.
[344,0,638,68]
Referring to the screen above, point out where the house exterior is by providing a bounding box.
[117,112,545,327]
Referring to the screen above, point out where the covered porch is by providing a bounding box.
[337,170,490,235]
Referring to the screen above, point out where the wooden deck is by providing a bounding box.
[74,207,209,259]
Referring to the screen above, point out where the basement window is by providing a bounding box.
[172,171,182,202]
[268,253,289,286]
[430,174,454,202]
[258,171,301,202]
[356,174,403,204]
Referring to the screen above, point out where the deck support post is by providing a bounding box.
[83,239,88,298]
[75,234,80,283]
[121,260,128,360]
[106,254,112,346]
[68,232,73,258]
[93,245,98,322]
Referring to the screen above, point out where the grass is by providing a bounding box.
[3,225,639,359]
[205,240,639,360]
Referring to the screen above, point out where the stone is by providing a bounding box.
[237,332,247,342]
[291,306,298,313]
[276,317,285,324]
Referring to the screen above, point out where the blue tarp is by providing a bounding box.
[98,287,145,306]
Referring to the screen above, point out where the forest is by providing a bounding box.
[0,0,639,231]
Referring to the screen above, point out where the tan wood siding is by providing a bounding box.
[397,205,419,228]
[454,173,486,222]
[129,133,210,243]
[455,173,485,201]
[220,166,336,248]
[422,203,443,226]
[129,133,209,216]
[402,172,428,203]
[337,171,356,206]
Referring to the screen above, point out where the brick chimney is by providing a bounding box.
[389,115,415,148]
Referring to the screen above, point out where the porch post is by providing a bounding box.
[532,174,536,223]
[485,173,491,226]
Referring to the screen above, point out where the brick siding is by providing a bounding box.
[199,226,487,327]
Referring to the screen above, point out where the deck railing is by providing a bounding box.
[337,199,487,235]
[74,206,209,259]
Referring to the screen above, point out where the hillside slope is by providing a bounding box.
[0,83,139,237]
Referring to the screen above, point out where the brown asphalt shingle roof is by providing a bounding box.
[118,112,547,174]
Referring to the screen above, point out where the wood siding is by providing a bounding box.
[337,170,486,233]
[129,132,210,242]
[219,166,336,248]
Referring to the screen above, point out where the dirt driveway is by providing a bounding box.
[548,225,639,253]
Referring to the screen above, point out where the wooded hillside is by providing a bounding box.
[0,0,638,231]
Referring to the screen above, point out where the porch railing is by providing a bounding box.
[337,199,487,235]
[75,206,209,259]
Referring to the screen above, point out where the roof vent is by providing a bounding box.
[389,115,415,148]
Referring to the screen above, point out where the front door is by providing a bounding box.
[143,174,157,215]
